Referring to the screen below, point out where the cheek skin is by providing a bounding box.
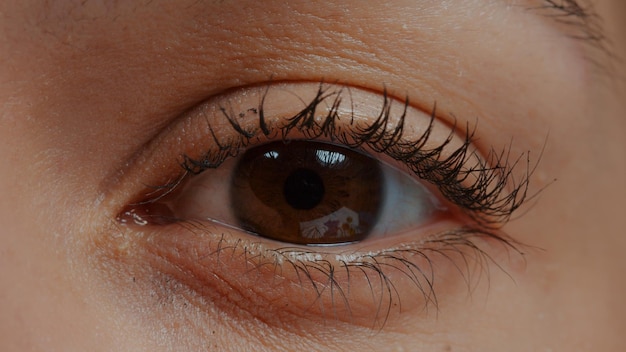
[90,226,457,350]
[0,144,136,350]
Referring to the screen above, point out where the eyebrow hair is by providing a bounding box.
[533,0,610,51]
[528,0,616,73]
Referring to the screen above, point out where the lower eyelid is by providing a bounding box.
[112,219,515,331]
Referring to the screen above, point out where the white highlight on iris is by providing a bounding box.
[263,150,279,159]
[316,149,346,167]
[299,207,360,239]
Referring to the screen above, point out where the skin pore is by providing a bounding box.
[0,0,624,351]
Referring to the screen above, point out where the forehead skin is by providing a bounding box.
[0,0,624,351]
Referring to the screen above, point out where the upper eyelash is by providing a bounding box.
[180,83,537,229]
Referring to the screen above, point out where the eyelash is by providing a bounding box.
[121,83,537,327]
[178,84,532,229]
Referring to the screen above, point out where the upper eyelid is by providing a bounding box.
[111,82,535,231]
[112,83,421,200]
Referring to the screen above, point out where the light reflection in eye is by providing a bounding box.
[299,206,360,241]
[316,149,346,167]
[263,150,279,159]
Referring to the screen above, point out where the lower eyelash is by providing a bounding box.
[140,220,524,330]
[179,83,537,230]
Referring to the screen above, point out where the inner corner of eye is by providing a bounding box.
[126,139,444,247]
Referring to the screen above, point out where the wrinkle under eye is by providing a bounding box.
[231,140,383,245]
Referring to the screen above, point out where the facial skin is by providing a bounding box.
[0,0,624,351]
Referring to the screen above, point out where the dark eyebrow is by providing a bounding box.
[527,0,616,73]
[532,0,610,51]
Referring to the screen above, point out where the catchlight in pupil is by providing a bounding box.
[230,141,383,245]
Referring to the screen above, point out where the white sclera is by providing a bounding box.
[368,160,445,240]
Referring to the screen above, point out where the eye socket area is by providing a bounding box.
[107,82,529,332]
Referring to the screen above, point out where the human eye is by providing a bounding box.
[143,138,444,246]
[112,82,532,329]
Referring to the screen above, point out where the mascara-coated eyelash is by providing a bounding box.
[113,82,536,330]
[174,83,531,229]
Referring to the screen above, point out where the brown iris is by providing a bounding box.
[230,141,383,245]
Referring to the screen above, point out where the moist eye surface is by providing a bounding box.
[230,140,383,245]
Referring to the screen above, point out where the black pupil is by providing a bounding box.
[283,168,325,210]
